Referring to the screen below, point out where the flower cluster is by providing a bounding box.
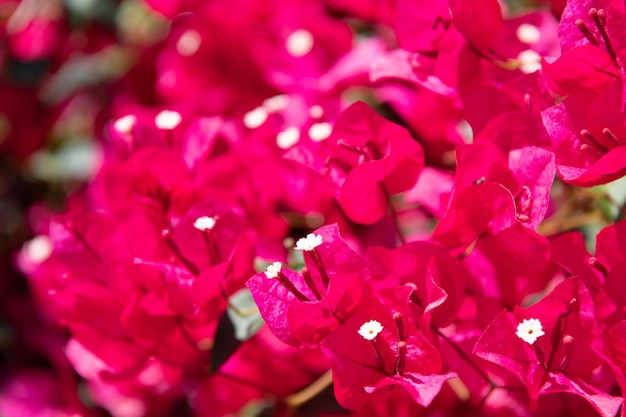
[2,0,626,416]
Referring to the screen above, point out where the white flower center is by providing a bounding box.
[23,235,53,264]
[264,262,282,279]
[516,23,541,44]
[517,49,542,74]
[193,216,217,231]
[308,122,332,142]
[155,110,182,130]
[309,105,324,119]
[113,114,137,133]
[286,29,314,57]
[243,107,268,129]
[358,320,384,340]
[263,95,290,113]
[276,126,300,149]
[516,318,545,345]
[294,233,323,251]
[177,29,202,56]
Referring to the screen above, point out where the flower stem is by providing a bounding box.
[284,370,333,407]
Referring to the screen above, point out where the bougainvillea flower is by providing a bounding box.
[321,286,455,409]
[434,182,551,307]
[31,197,258,411]
[542,80,626,186]
[474,277,623,416]
[248,224,369,347]
[455,138,555,229]
[394,2,558,119]
[193,128,342,243]
[286,100,424,225]
[544,0,626,187]
[331,101,424,224]
[170,200,255,272]
[365,241,466,328]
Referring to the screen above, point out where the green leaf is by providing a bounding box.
[211,289,264,372]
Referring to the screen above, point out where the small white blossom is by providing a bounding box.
[193,216,217,231]
[516,318,545,345]
[294,233,323,251]
[263,95,290,113]
[276,126,300,149]
[177,29,202,56]
[517,49,542,74]
[264,262,282,279]
[309,105,324,119]
[243,107,268,129]
[308,122,332,142]
[358,320,384,341]
[113,114,137,133]
[155,110,182,130]
[285,29,314,57]
[516,23,541,44]
[23,235,53,264]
